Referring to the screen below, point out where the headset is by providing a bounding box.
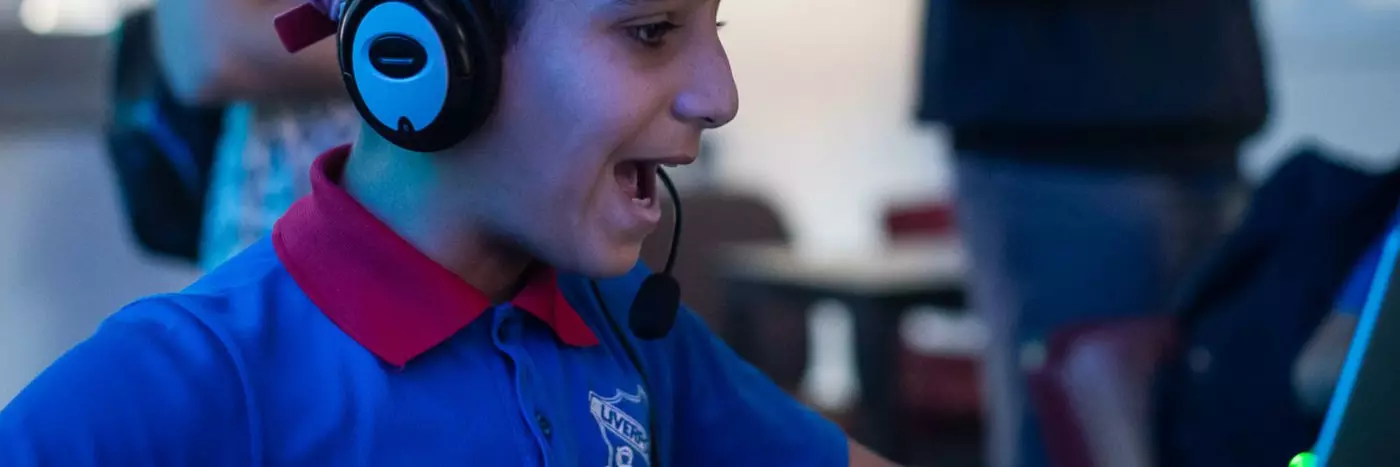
[336,0,501,153]
[278,1,686,464]
[327,0,685,336]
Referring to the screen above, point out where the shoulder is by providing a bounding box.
[94,240,295,383]
[129,238,338,385]
[180,239,304,326]
[19,238,323,430]
[103,237,282,350]
[182,238,372,366]
[0,293,260,465]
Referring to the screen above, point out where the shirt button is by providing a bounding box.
[496,316,518,343]
[536,412,553,439]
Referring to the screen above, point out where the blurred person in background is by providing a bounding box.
[916,1,1268,466]
[154,0,360,270]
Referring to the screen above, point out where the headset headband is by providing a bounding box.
[274,0,345,53]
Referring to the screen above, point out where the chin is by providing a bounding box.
[569,243,642,279]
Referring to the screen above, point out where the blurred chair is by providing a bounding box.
[1026,314,1178,467]
[884,200,985,465]
[883,202,956,238]
[640,189,809,390]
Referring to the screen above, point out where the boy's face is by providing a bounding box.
[444,0,738,277]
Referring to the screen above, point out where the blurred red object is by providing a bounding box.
[886,199,973,419]
[1026,314,1179,467]
[884,200,982,464]
[885,202,957,239]
[900,351,982,419]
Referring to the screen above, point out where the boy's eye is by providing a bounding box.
[626,21,681,48]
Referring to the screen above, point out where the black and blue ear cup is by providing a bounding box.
[336,0,503,153]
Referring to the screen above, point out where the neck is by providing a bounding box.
[342,133,532,302]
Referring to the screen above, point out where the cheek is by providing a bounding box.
[509,52,658,200]
[489,40,672,267]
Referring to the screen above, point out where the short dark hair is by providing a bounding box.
[485,0,529,38]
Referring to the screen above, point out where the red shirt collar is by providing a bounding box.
[272,145,600,366]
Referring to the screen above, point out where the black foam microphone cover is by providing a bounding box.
[629,274,680,340]
[627,167,683,340]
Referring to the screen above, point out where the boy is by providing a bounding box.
[0,0,894,465]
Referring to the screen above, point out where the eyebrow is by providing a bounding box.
[596,0,719,16]
[597,0,664,13]
[606,0,712,8]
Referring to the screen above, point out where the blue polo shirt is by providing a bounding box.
[0,146,847,466]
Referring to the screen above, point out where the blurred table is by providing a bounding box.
[719,239,968,462]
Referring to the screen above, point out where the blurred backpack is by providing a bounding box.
[104,8,225,263]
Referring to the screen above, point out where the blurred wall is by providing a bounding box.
[15,0,1399,263]
[1244,0,1400,177]
[0,127,201,405]
[709,0,949,258]
[704,0,1400,261]
[0,30,106,127]
[0,3,197,405]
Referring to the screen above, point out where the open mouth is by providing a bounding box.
[615,160,659,207]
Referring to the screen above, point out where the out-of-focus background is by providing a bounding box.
[3,1,1400,466]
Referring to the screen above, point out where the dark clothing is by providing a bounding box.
[924,3,1270,464]
[1155,146,1400,467]
[918,0,1269,173]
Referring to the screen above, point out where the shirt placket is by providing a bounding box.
[491,305,554,467]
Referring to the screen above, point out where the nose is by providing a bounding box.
[673,42,739,130]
